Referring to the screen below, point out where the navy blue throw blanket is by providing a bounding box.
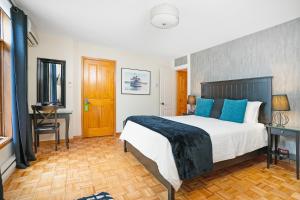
[126,116,213,180]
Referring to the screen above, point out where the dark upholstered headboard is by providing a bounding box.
[201,76,272,124]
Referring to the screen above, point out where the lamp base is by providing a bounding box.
[272,112,289,127]
[275,124,286,128]
[188,104,195,114]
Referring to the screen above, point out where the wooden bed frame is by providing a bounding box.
[124,76,273,200]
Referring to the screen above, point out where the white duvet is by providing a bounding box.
[120,115,267,191]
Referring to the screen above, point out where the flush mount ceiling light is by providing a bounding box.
[151,3,179,29]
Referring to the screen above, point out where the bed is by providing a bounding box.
[121,77,272,200]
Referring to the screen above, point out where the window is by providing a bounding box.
[0,8,12,138]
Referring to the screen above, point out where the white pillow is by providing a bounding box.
[244,101,262,123]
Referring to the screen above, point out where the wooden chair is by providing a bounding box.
[31,105,60,152]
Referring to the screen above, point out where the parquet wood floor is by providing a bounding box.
[3,137,300,200]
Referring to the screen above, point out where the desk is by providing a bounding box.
[29,111,72,148]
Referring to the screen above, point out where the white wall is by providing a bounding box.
[28,31,172,139]
[0,0,11,17]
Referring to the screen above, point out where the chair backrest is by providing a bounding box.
[31,105,59,129]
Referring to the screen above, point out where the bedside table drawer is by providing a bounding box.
[271,128,296,137]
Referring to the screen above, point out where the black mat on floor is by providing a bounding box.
[78,192,113,200]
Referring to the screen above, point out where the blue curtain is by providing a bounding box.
[11,6,36,169]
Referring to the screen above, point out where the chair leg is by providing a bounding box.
[55,131,58,151]
[58,129,60,144]
[34,133,38,153]
[37,134,40,147]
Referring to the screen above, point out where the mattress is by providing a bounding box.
[120,115,268,191]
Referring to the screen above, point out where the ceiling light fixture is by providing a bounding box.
[150,3,179,29]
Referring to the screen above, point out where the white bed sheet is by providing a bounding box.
[120,115,268,191]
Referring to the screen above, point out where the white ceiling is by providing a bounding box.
[16,0,300,60]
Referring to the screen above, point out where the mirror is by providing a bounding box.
[37,58,66,107]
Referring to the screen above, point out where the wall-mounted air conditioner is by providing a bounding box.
[27,18,39,47]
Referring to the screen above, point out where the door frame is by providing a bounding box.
[176,69,188,115]
[81,56,116,137]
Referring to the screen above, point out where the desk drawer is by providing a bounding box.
[271,128,296,137]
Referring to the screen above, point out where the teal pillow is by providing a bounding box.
[195,98,214,117]
[220,99,248,123]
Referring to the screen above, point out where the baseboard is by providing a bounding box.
[38,133,121,144]
[38,138,74,145]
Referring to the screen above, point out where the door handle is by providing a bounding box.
[84,98,90,112]
[161,102,165,105]
[84,98,90,104]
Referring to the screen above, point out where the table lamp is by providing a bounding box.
[272,94,290,127]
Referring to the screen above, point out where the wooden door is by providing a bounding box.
[82,57,115,137]
[176,70,187,115]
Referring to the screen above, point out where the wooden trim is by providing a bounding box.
[0,137,12,150]
[115,132,121,138]
[81,56,116,64]
[81,57,116,137]
[34,137,79,145]
[0,41,4,136]
[0,9,12,137]
[176,68,187,72]
[81,57,84,137]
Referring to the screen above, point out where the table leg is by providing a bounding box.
[267,127,271,168]
[124,141,127,152]
[296,134,299,179]
[275,135,279,165]
[65,116,70,149]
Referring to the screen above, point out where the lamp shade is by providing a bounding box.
[272,94,290,111]
[187,95,196,105]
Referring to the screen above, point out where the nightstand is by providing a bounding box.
[266,125,300,179]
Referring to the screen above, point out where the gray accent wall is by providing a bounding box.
[190,18,300,153]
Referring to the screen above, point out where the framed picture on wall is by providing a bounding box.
[121,68,151,95]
